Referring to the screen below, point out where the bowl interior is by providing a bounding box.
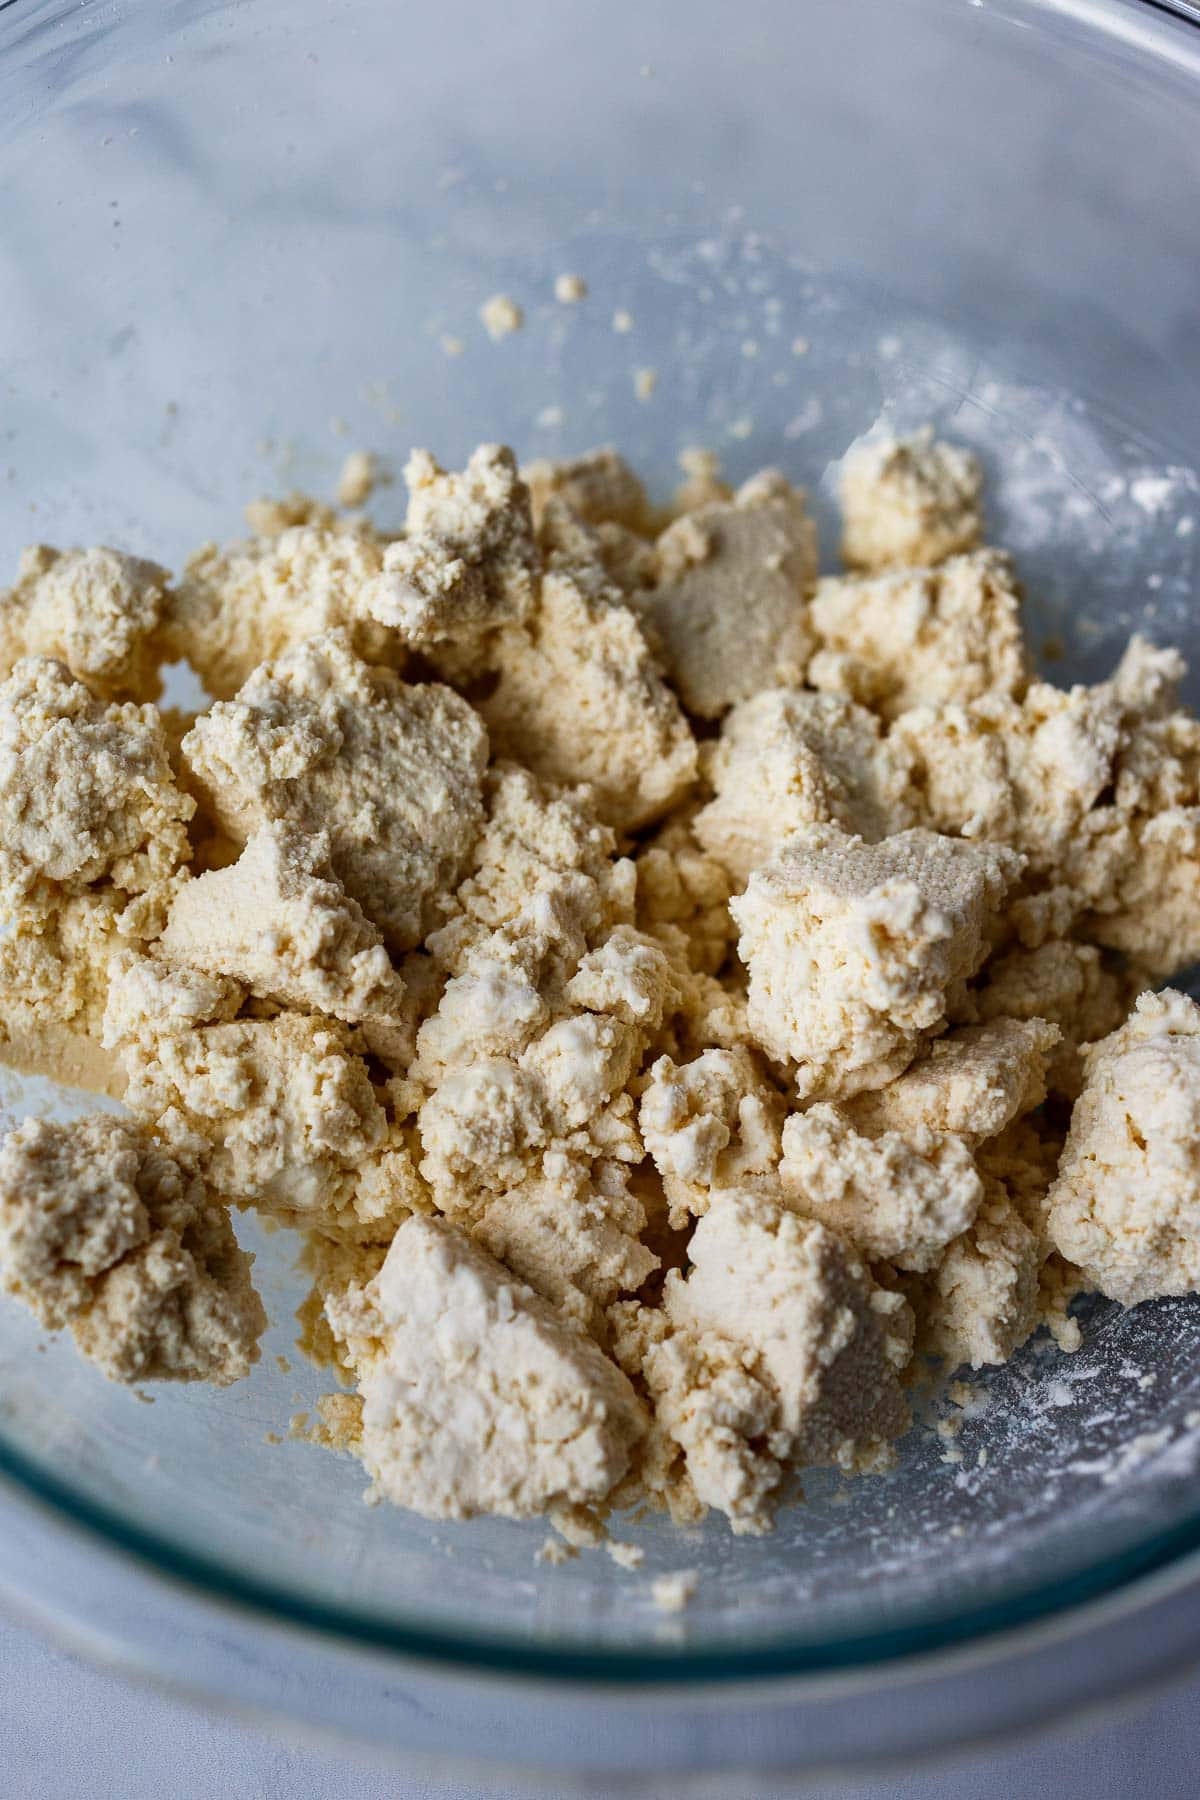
[2,0,1200,1676]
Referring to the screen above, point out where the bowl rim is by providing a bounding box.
[6,1423,1200,1685]
[3,0,1200,1689]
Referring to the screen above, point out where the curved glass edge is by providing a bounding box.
[1143,0,1200,29]
[5,1430,1200,1686]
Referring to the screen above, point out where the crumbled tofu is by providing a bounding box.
[651,1569,699,1612]
[637,472,818,718]
[6,421,1200,1546]
[1108,632,1186,719]
[324,1214,646,1518]
[673,446,731,516]
[182,630,488,951]
[426,762,633,974]
[731,825,1020,1099]
[0,890,121,1038]
[1047,990,1200,1304]
[839,429,983,571]
[810,549,1027,721]
[0,545,171,701]
[553,273,588,304]
[410,768,672,1262]
[472,1161,659,1329]
[0,1114,264,1383]
[694,689,915,883]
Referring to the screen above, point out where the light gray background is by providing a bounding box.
[3,1605,1198,1800]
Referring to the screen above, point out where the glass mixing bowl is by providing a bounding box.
[4,0,1200,1779]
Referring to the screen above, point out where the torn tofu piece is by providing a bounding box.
[892,680,1122,859]
[895,663,1200,977]
[523,447,651,533]
[973,940,1130,1098]
[418,1057,551,1208]
[730,825,1021,1100]
[341,1148,430,1254]
[324,1214,646,1519]
[694,688,915,884]
[159,823,409,1047]
[639,1047,784,1227]
[636,471,818,719]
[122,1012,388,1230]
[181,630,488,951]
[809,549,1028,721]
[1047,990,1200,1305]
[780,1104,983,1273]
[537,501,659,598]
[358,444,537,672]
[471,1160,659,1330]
[0,1114,264,1384]
[977,1115,1081,1353]
[0,545,171,702]
[165,516,394,699]
[0,657,193,915]
[839,1018,1059,1146]
[634,812,735,977]
[1108,633,1186,720]
[838,429,983,572]
[672,445,733,516]
[477,566,697,834]
[425,763,635,975]
[413,779,670,1221]
[100,948,243,1050]
[0,890,128,1072]
[638,1188,912,1533]
[909,1179,1041,1369]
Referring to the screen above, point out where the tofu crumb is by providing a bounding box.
[336,450,377,510]
[536,1537,576,1566]
[651,1570,699,1612]
[480,294,524,340]
[554,273,588,304]
[634,367,658,402]
[612,308,634,334]
[607,1540,645,1569]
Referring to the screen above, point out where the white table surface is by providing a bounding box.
[3,1602,1200,1800]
